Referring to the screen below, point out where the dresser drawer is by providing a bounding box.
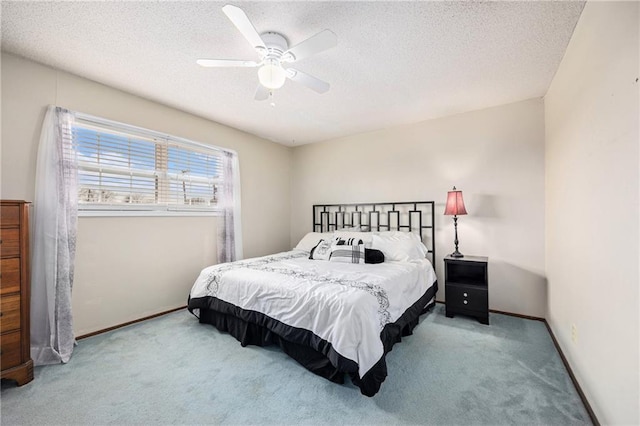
[446,283,488,312]
[1,330,22,369]
[0,200,32,386]
[0,205,20,227]
[0,228,20,258]
[0,294,21,333]
[0,258,21,295]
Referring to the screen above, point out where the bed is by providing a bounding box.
[188,201,438,396]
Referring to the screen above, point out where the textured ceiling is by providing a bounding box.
[1,1,584,146]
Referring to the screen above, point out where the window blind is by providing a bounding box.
[74,115,224,212]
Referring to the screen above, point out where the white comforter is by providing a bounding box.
[189,250,437,378]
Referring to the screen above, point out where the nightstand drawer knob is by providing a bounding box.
[463,292,468,297]
[463,300,468,305]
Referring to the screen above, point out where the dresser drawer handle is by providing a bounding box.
[0,312,3,317]
[463,300,468,305]
[463,292,468,297]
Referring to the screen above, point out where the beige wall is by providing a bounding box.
[1,52,292,336]
[291,98,547,317]
[4,6,639,419]
[73,217,217,335]
[545,2,639,424]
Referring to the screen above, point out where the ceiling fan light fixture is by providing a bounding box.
[258,60,287,90]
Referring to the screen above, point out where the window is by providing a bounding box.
[73,114,225,215]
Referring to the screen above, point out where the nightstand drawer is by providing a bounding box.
[446,283,488,312]
[0,258,21,295]
[0,294,21,333]
[0,228,20,258]
[1,330,22,369]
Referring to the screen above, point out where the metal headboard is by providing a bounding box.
[312,201,436,265]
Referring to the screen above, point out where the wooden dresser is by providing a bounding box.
[1,200,33,385]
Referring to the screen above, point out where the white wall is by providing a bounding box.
[1,52,292,336]
[545,2,639,424]
[291,98,546,317]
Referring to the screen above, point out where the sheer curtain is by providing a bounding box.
[31,105,78,365]
[217,150,243,263]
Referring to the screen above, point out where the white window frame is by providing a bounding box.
[74,112,228,217]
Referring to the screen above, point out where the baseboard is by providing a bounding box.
[76,306,187,340]
[489,308,544,322]
[543,321,600,426]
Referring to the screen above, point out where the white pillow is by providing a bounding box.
[333,231,373,248]
[294,232,333,253]
[335,237,364,246]
[370,233,428,262]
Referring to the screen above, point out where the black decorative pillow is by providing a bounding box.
[365,248,385,264]
[309,239,332,261]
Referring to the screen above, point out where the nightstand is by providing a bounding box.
[444,255,489,325]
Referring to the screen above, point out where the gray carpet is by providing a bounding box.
[1,305,591,425]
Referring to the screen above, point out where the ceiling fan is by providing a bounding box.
[197,4,337,101]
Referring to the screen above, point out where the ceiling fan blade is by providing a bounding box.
[286,68,330,94]
[197,59,259,68]
[222,4,267,54]
[281,30,337,63]
[254,84,270,101]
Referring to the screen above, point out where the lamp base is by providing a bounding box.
[449,250,464,258]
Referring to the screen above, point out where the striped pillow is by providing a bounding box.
[329,243,365,264]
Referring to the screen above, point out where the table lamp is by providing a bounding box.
[444,186,467,258]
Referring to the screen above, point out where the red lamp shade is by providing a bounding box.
[444,187,467,216]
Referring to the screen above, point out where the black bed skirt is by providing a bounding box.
[188,281,437,397]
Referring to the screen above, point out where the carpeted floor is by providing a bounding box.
[1,305,591,425]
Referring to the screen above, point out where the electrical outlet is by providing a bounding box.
[571,324,577,343]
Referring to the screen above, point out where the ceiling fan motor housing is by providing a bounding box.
[260,32,289,60]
